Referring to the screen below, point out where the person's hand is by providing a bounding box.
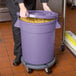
[42,3,52,12]
[19,3,28,17]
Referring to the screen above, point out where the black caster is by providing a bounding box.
[53,62,56,66]
[61,44,65,51]
[71,4,75,9]
[71,5,75,9]
[27,68,33,73]
[45,68,52,74]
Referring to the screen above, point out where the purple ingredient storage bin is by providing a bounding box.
[15,10,60,70]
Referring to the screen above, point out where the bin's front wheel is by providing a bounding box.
[27,68,33,73]
[71,4,75,9]
[45,68,52,74]
[53,62,56,66]
[61,44,65,51]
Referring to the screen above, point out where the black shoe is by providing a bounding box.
[13,57,21,66]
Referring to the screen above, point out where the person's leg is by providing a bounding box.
[11,13,22,66]
[6,0,22,66]
[10,13,22,57]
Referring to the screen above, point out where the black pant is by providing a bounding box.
[6,0,36,57]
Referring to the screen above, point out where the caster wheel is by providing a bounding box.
[71,4,75,9]
[45,68,52,74]
[53,62,56,66]
[27,68,33,73]
[61,44,65,52]
[71,6,75,9]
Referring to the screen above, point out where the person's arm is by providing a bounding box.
[19,3,28,17]
[40,0,52,11]
[14,0,51,17]
[14,0,28,17]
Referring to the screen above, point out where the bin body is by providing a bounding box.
[15,10,60,67]
[20,21,56,65]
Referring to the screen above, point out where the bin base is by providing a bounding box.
[21,57,55,70]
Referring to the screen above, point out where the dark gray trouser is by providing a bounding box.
[6,0,36,57]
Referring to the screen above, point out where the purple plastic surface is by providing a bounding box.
[17,10,58,19]
[15,10,60,65]
[20,21,55,65]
